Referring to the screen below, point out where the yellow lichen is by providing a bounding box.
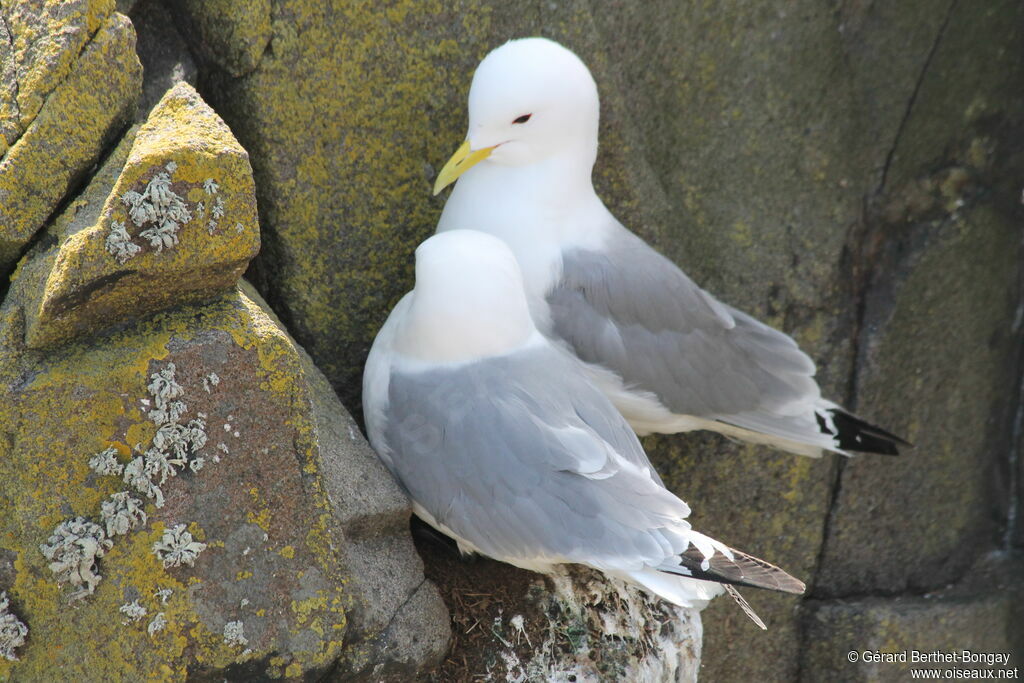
[0,11,141,274]
[0,286,359,678]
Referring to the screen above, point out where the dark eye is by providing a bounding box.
[512,114,532,124]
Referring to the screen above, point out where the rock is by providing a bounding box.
[0,8,142,276]
[800,552,1024,682]
[0,280,449,680]
[10,82,259,350]
[0,0,114,148]
[128,0,198,118]
[163,0,270,78]
[815,200,1020,595]
[814,0,1024,597]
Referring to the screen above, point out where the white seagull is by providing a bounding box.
[363,230,805,629]
[432,37,907,458]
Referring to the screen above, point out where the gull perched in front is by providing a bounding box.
[363,230,805,628]
[433,37,908,458]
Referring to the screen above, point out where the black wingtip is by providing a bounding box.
[660,545,806,595]
[817,409,912,456]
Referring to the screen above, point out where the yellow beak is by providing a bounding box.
[432,140,495,195]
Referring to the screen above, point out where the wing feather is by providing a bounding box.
[549,227,820,420]
[380,346,691,571]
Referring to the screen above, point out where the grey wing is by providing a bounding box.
[548,228,820,420]
[381,346,689,569]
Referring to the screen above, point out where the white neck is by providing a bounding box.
[393,268,538,364]
[437,148,615,300]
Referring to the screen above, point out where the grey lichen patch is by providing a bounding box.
[120,363,210,509]
[100,492,148,537]
[0,591,28,661]
[39,517,113,601]
[119,600,147,624]
[139,220,181,251]
[152,524,207,568]
[147,612,167,636]
[152,419,208,460]
[148,398,186,425]
[147,362,184,407]
[153,587,173,604]
[104,220,141,264]
[143,446,184,486]
[223,620,247,647]
[202,372,220,393]
[106,161,227,262]
[123,172,193,252]
[123,455,165,508]
[89,447,125,477]
[202,178,223,233]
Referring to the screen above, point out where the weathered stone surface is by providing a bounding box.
[164,0,270,78]
[0,9,141,276]
[815,0,1024,597]
[0,280,449,680]
[10,82,258,350]
[800,552,1023,682]
[815,202,1020,596]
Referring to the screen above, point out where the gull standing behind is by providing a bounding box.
[362,230,805,629]
[433,37,908,458]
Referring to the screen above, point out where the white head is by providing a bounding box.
[433,38,600,193]
[394,230,538,363]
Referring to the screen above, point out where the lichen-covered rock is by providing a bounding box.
[164,0,270,78]
[0,0,114,150]
[9,82,259,350]
[0,281,449,680]
[0,8,141,275]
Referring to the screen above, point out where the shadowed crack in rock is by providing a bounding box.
[382,575,429,637]
[811,0,960,606]
[0,10,20,143]
[47,269,136,314]
[876,0,959,196]
[1004,234,1024,548]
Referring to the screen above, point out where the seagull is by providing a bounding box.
[432,37,908,458]
[363,230,805,629]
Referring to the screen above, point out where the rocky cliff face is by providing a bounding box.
[1,0,1021,681]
